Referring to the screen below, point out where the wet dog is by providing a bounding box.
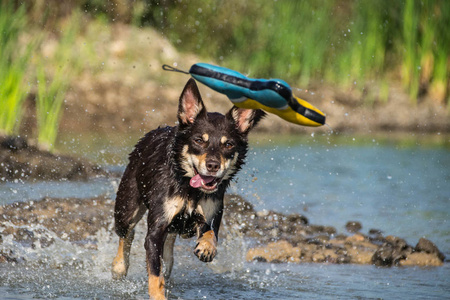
[111,79,264,299]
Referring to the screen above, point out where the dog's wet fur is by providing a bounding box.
[112,79,264,299]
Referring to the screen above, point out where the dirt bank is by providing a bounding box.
[0,194,445,267]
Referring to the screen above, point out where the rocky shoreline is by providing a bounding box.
[0,135,107,181]
[0,194,445,267]
[224,195,445,267]
[0,136,446,267]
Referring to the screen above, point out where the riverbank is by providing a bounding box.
[0,194,445,267]
[16,23,449,141]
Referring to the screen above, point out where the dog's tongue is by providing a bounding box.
[190,174,215,188]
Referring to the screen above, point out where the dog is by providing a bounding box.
[111,78,265,300]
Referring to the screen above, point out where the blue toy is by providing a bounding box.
[163,63,326,127]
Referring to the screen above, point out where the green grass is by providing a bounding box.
[0,2,34,136]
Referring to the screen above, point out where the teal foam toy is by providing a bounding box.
[162,63,326,127]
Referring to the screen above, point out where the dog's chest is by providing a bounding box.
[163,195,219,237]
[163,196,198,237]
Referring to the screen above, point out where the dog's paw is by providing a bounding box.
[194,230,217,262]
[111,255,128,280]
[111,259,128,280]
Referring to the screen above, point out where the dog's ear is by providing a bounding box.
[178,78,206,125]
[227,107,266,134]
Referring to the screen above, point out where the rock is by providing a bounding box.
[0,135,108,181]
[345,233,366,243]
[345,221,362,233]
[372,236,413,267]
[246,240,301,263]
[307,235,330,245]
[415,238,445,261]
[372,244,395,266]
[1,136,28,151]
[1,194,446,268]
[224,194,254,213]
[368,228,383,235]
[224,194,311,244]
[346,247,374,264]
[0,196,114,246]
[399,252,444,267]
[311,248,348,264]
[368,229,385,244]
[0,250,18,263]
[286,214,308,225]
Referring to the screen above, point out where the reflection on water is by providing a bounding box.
[1,133,449,299]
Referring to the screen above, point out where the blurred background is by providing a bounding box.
[0,0,449,152]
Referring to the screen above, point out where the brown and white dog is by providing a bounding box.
[111,79,264,299]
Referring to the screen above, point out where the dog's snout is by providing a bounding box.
[206,159,220,173]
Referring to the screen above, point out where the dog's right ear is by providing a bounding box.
[178,78,206,126]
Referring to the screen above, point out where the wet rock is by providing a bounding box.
[1,136,28,151]
[224,194,311,243]
[0,250,18,263]
[0,194,445,268]
[307,235,330,245]
[246,240,301,263]
[345,233,366,243]
[286,214,309,226]
[345,221,362,233]
[415,238,445,261]
[368,228,383,235]
[311,248,337,263]
[368,229,385,245]
[0,135,108,181]
[345,246,375,264]
[399,252,444,267]
[0,196,114,249]
[372,236,413,266]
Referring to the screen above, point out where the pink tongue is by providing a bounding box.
[190,174,215,188]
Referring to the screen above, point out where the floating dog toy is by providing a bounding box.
[162,63,326,127]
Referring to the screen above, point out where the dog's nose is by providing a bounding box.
[206,159,220,173]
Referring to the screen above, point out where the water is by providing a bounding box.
[1,135,449,299]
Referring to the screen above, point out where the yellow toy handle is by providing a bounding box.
[233,96,325,127]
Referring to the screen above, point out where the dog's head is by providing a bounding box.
[175,79,265,194]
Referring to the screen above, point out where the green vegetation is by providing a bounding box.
[0,2,34,136]
[0,3,93,151]
[36,11,82,151]
[0,0,448,151]
[137,0,449,104]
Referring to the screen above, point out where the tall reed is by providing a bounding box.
[139,0,448,103]
[0,2,33,136]
[36,11,82,150]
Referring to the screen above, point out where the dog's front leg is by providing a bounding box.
[194,200,223,262]
[144,225,168,300]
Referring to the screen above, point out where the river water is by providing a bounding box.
[1,134,449,299]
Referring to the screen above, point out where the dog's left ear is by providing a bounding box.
[178,78,206,125]
[227,107,266,134]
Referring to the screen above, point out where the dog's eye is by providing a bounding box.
[194,138,205,145]
[224,141,234,149]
